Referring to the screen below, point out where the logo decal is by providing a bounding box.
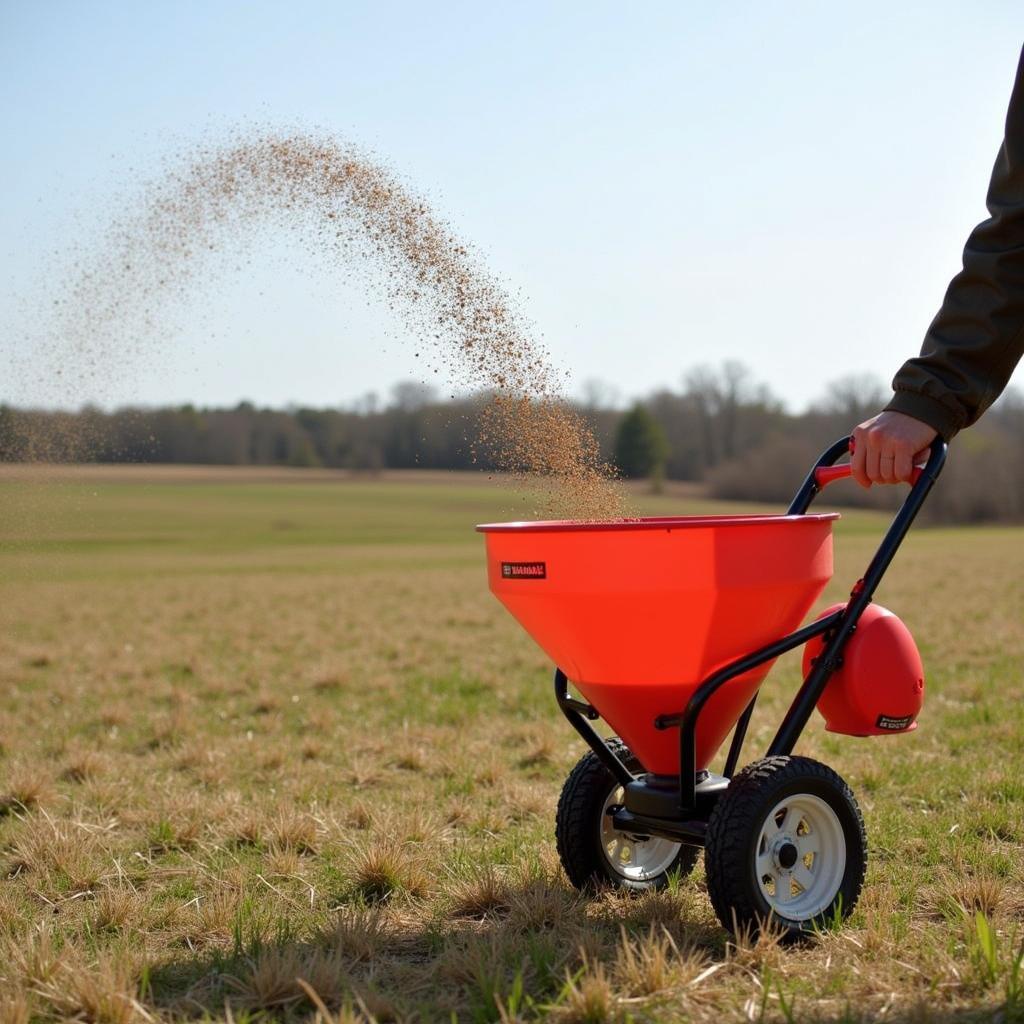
[876,713,914,731]
[501,561,546,580]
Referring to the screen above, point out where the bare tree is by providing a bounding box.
[579,378,622,412]
[683,361,783,468]
[814,374,887,420]
[390,381,438,411]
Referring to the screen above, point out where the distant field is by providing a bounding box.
[1,466,1023,1022]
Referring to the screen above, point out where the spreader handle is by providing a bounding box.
[769,434,946,762]
[813,463,924,487]
[812,438,923,488]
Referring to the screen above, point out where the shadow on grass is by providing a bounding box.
[142,875,724,1021]
[137,876,1010,1023]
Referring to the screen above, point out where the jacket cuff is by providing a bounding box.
[884,390,963,442]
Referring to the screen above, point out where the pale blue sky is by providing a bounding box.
[2,2,1022,411]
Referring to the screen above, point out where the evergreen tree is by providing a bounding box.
[614,403,669,478]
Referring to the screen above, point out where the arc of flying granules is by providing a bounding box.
[35,129,626,519]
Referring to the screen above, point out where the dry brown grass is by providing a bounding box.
[0,761,54,814]
[32,950,145,1024]
[448,864,513,919]
[225,944,353,1011]
[348,838,432,903]
[612,926,706,996]
[1,472,1023,1020]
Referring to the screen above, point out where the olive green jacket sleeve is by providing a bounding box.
[885,47,1024,441]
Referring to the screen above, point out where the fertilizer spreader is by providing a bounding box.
[478,436,947,937]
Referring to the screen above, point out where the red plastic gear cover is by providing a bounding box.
[803,603,924,736]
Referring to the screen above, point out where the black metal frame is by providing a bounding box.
[554,435,948,839]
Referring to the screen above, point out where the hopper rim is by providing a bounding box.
[476,513,840,534]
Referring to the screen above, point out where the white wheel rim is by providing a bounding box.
[755,793,846,921]
[600,784,682,882]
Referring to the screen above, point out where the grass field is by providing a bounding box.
[1,466,1023,1023]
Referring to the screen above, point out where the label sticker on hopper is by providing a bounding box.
[876,714,913,731]
[501,561,546,580]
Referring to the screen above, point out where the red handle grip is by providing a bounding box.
[813,439,923,488]
[814,464,856,487]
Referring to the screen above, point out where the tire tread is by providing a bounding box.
[555,739,700,891]
[704,755,866,936]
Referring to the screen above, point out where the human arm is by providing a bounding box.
[853,46,1024,485]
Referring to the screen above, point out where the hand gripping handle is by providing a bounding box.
[788,435,946,516]
[813,437,924,489]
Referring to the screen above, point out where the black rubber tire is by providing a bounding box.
[555,738,701,892]
[704,755,866,939]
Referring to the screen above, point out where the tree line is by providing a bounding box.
[3,364,1023,523]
